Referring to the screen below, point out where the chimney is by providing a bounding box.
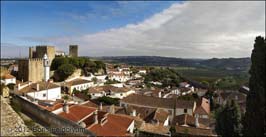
[158,91,162,98]
[18,83,21,90]
[99,102,103,110]
[109,105,115,114]
[195,114,199,128]
[94,110,98,124]
[63,103,69,113]
[36,84,39,91]
[131,109,136,117]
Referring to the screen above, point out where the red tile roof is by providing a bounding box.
[195,98,210,115]
[58,105,96,122]
[87,114,134,136]
[17,81,60,94]
[121,94,195,109]
[39,103,64,112]
[153,109,169,123]
[139,123,170,135]
[172,114,210,128]
[175,125,215,136]
[66,78,92,86]
[1,74,15,79]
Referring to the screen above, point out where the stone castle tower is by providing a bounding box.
[18,46,55,82]
[69,45,78,57]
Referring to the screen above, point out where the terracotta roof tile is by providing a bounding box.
[87,113,134,136]
[195,98,210,115]
[139,123,170,135]
[58,105,96,122]
[66,78,92,86]
[175,126,215,136]
[172,114,210,128]
[153,109,169,123]
[17,81,60,94]
[1,74,15,79]
[121,94,194,109]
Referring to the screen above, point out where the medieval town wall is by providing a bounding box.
[12,95,95,136]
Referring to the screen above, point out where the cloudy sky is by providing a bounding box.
[1,1,265,58]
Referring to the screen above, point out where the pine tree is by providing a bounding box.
[243,36,266,136]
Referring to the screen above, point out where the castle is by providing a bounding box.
[69,45,78,57]
[18,45,78,82]
[18,46,55,82]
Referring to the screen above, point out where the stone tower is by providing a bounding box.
[69,45,78,57]
[43,54,50,82]
[18,45,55,82]
[35,46,55,63]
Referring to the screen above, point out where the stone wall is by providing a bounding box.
[28,58,44,82]
[35,46,55,62]
[12,95,95,136]
[18,59,29,81]
[1,96,34,136]
[69,45,78,57]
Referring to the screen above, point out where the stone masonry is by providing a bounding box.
[0,97,34,136]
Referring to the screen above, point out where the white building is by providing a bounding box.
[15,81,61,101]
[1,74,16,85]
[43,54,50,82]
[14,54,61,101]
[138,70,147,74]
[108,73,131,82]
[88,85,135,99]
[65,78,94,94]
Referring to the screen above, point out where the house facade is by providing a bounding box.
[15,81,61,101]
[1,74,16,85]
[65,78,94,94]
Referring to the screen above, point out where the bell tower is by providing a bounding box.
[43,54,50,82]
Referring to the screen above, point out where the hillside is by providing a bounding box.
[96,56,251,72]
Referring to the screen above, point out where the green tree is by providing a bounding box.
[201,81,209,87]
[244,36,266,136]
[56,64,75,80]
[92,77,98,84]
[68,57,80,68]
[215,100,242,137]
[96,96,119,105]
[51,57,69,70]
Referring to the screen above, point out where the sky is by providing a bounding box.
[1,1,265,58]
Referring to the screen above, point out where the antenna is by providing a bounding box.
[19,47,21,58]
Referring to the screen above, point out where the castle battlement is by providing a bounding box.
[29,58,43,62]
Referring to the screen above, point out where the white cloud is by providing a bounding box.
[5,1,265,58]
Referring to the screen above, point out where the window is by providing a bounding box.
[184,109,187,113]
[43,93,46,97]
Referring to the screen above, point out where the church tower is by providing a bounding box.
[43,54,50,82]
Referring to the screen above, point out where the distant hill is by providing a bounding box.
[95,56,251,72]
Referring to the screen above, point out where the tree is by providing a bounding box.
[92,77,98,84]
[56,64,75,81]
[215,100,242,137]
[51,57,69,70]
[244,36,266,136]
[68,57,80,68]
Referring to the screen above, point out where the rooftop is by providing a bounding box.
[58,105,96,122]
[121,94,194,109]
[139,123,170,135]
[195,98,210,115]
[175,125,215,136]
[65,78,92,86]
[17,81,60,94]
[1,73,15,79]
[87,113,134,136]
